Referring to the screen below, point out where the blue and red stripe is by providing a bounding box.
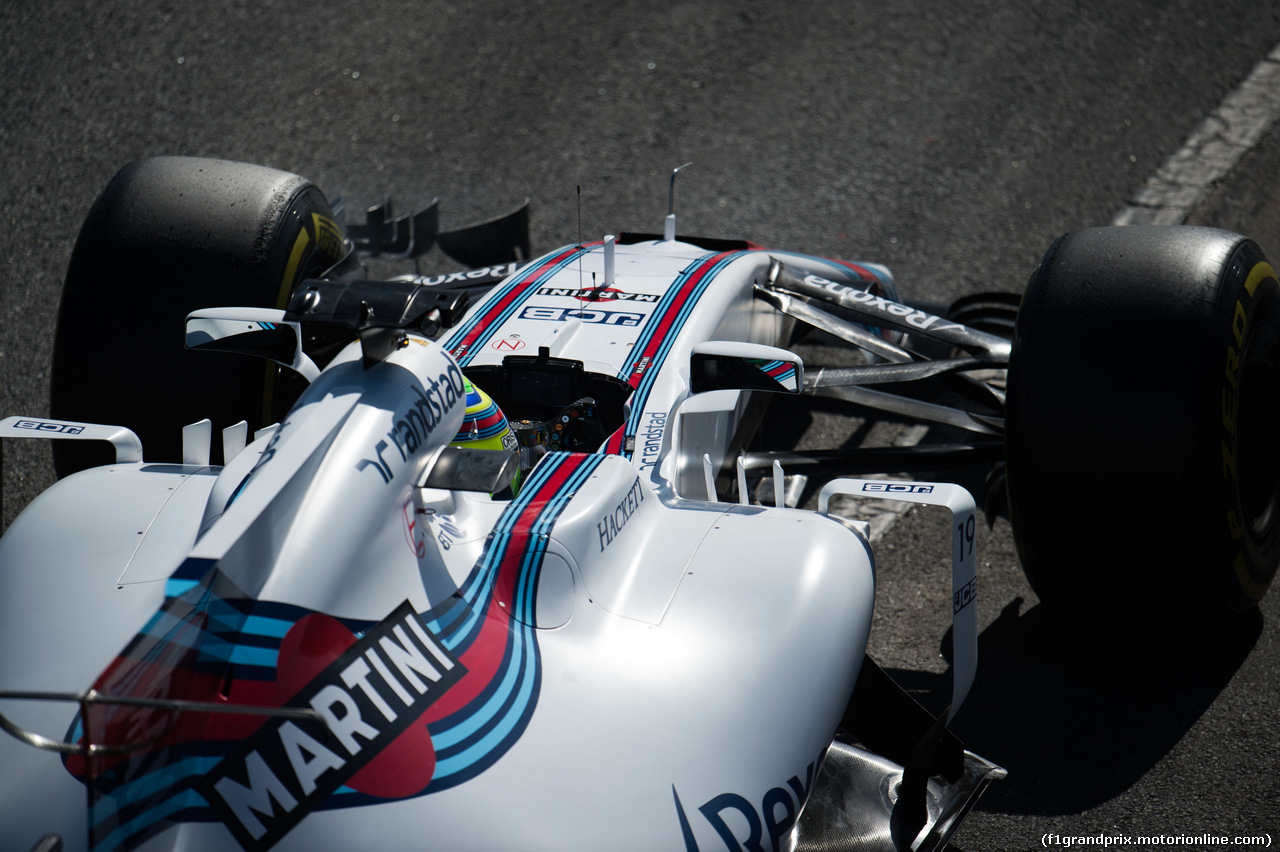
[759,359,796,385]
[444,244,596,366]
[603,250,744,455]
[422,452,602,789]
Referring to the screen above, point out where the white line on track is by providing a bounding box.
[1113,42,1280,226]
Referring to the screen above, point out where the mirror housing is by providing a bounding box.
[689,342,803,394]
[185,308,319,382]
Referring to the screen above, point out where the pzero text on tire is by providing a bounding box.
[1005,226,1280,631]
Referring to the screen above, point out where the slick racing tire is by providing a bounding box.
[50,157,347,475]
[1005,226,1280,632]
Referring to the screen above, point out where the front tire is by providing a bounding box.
[1005,226,1280,631]
[50,157,347,475]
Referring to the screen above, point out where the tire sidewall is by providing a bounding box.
[1006,226,1280,630]
[51,158,346,474]
[1207,243,1280,610]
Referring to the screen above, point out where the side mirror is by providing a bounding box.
[689,342,803,394]
[185,308,320,382]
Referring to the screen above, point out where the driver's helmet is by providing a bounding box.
[451,378,522,495]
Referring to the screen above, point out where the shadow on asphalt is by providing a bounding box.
[885,597,1263,816]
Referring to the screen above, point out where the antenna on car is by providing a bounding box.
[663,162,693,241]
[577,185,584,290]
[603,234,616,288]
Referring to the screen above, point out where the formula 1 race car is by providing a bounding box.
[0,157,1276,852]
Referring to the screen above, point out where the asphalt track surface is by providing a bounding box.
[3,2,1280,850]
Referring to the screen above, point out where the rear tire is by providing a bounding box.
[1005,226,1280,631]
[50,157,347,475]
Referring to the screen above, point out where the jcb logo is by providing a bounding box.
[14,420,84,435]
[861,482,934,494]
